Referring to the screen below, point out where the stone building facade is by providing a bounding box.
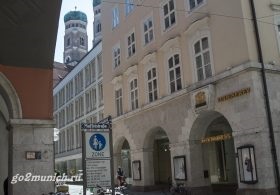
[101,0,280,194]
[0,1,61,195]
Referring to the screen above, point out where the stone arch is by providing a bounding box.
[113,136,133,182]
[0,73,22,119]
[142,126,172,185]
[188,110,238,193]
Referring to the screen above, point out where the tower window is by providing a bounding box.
[67,38,70,46]
[80,37,85,46]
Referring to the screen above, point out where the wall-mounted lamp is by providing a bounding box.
[237,145,258,184]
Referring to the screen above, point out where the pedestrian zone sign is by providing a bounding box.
[85,131,110,159]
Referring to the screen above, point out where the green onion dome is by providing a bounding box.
[64,11,87,23]
[93,0,101,7]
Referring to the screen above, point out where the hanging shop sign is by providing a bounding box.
[218,88,250,102]
[201,133,232,144]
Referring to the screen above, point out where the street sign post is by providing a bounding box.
[82,116,114,195]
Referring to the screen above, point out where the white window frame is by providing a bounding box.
[167,53,183,93]
[146,67,158,103]
[142,15,154,46]
[115,88,123,117]
[274,16,280,54]
[161,0,177,31]
[129,78,139,110]
[112,6,120,28]
[112,42,121,69]
[189,30,214,82]
[127,30,136,58]
[187,0,205,11]
[125,0,135,16]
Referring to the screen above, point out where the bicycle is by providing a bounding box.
[170,183,188,195]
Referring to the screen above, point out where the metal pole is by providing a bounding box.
[109,116,115,195]
[249,0,280,194]
[82,130,87,195]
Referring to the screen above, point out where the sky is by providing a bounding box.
[54,0,94,63]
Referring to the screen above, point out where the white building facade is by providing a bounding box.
[54,42,103,176]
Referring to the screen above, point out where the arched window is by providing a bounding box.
[80,37,85,46]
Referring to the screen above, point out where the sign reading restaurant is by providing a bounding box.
[218,88,250,102]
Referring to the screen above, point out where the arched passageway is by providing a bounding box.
[143,127,172,186]
[189,111,238,194]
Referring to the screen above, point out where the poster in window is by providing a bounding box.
[173,156,187,180]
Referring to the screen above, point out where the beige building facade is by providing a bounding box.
[101,0,280,194]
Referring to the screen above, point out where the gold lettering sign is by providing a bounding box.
[201,133,232,144]
[195,91,207,108]
[218,88,250,102]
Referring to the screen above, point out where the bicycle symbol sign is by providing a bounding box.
[89,134,106,151]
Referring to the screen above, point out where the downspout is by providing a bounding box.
[249,0,280,193]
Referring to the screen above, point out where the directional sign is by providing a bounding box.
[85,131,110,159]
[81,123,109,129]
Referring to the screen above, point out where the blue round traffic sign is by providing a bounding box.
[89,134,106,151]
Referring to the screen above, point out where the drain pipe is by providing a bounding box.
[249,0,280,193]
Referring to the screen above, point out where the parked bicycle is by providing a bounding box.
[170,183,187,195]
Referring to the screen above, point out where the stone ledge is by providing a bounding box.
[236,188,278,195]
[10,119,55,126]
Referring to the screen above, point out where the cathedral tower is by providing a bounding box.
[63,9,88,66]
[93,0,102,44]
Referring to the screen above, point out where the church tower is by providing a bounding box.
[93,0,102,44]
[63,9,88,66]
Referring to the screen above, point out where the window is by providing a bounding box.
[97,54,102,78]
[58,88,65,107]
[147,67,158,102]
[67,38,70,46]
[66,81,73,102]
[189,0,204,10]
[91,59,96,83]
[112,7,120,28]
[80,37,85,46]
[193,37,212,81]
[130,79,139,110]
[125,0,135,15]
[127,32,136,57]
[75,123,82,148]
[143,17,154,45]
[115,89,123,116]
[66,103,74,123]
[75,71,84,95]
[113,45,121,68]
[96,22,101,33]
[98,82,103,106]
[168,54,182,93]
[75,96,84,119]
[163,0,176,30]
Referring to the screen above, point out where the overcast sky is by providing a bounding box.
[54,0,94,63]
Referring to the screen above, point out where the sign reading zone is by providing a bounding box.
[85,131,110,159]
